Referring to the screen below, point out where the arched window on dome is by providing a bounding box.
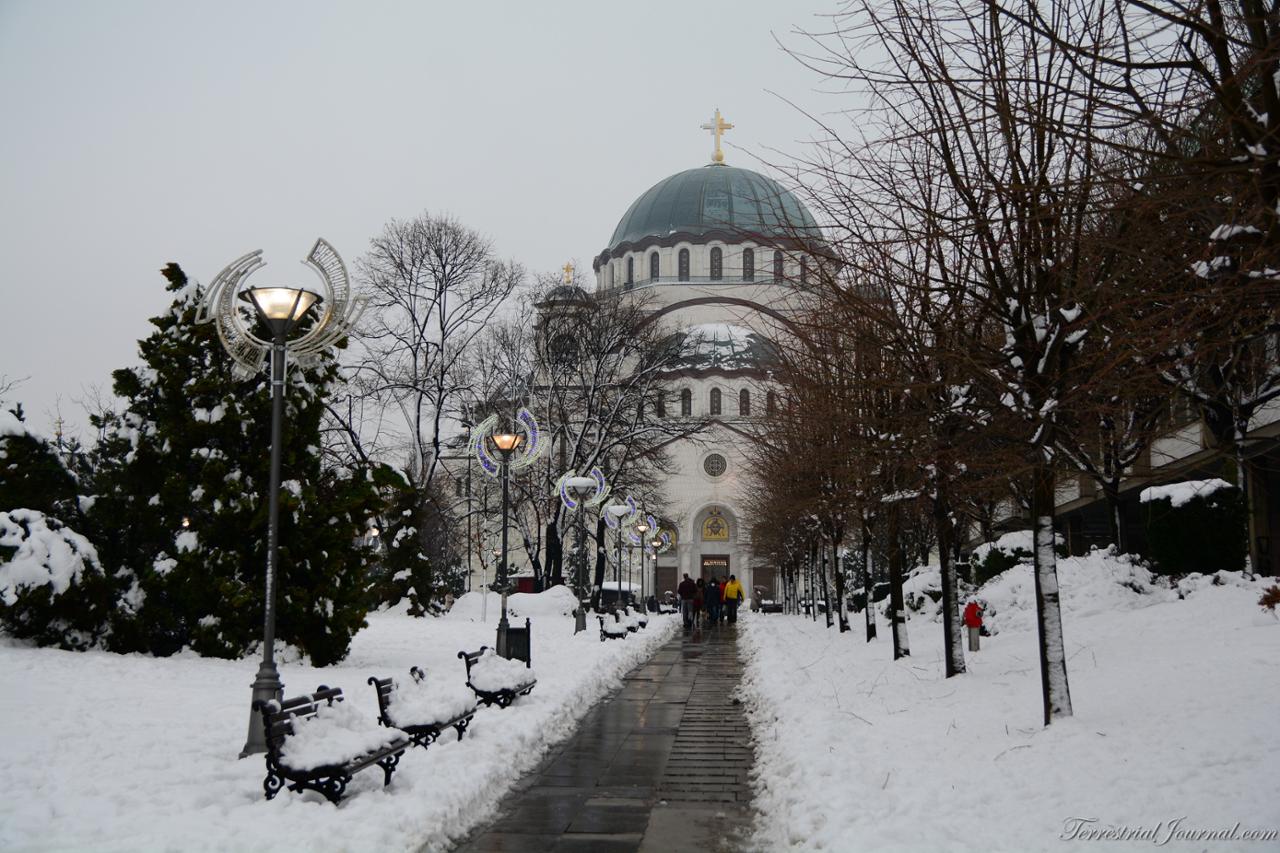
[739,389,751,416]
[710,247,723,281]
[766,390,778,415]
[710,388,722,416]
[680,388,692,417]
[773,250,784,281]
[742,248,755,281]
[626,257,634,287]
[800,256,809,285]
[678,248,690,281]
[650,251,660,281]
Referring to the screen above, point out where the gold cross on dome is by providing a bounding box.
[700,108,734,164]
[562,261,574,284]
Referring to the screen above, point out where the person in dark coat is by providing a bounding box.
[677,574,697,629]
[694,577,706,626]
[706,577,721,624]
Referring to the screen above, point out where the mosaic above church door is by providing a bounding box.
[701,507,729,541]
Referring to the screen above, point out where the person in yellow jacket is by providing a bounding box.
[723,575,745,623]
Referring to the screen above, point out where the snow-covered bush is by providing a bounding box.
[0,509,116,649]
[971,529,1066,584]
[1141,479,1245,575]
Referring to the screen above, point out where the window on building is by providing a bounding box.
[742,248,755,281]
[650,251,660,280]
[710,247,723,280]
[656,393,666,418]
[558,436,567,471]
[710,387,722,415]
[681,388,692,416]
[455,478,463,498]
[739,389,750,416]
[800,256,809,285]
[773,250,784,281]
[678,248,690,281]
[766,390,777,415]
[626,257,634,286]
[608,264,614,289]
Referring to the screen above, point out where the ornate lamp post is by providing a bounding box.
[557,469,609,633]
[605,497,637,612]
[632,518,650,610]
[471,408,544,656]
[198,239,365,759]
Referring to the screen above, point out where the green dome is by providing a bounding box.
[606,165,819,253]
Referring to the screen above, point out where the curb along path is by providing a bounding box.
[452,622,756,853]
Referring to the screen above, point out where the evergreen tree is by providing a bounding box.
[0,405,81,521]
[88,263,383,664]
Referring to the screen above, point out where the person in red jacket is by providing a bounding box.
[963,600,983,652]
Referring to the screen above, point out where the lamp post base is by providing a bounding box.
[496,591,511,658]
[239,659,284,758]
[574,606,587,634]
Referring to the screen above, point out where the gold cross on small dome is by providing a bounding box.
[700,108,734,164]
[562,261,574,284]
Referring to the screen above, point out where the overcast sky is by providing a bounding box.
[0,0,836,436]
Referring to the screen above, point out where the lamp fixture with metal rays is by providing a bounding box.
[557,469,609,633]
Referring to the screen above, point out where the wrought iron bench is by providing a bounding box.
[367,666,476,750]
[255,685,410,805]
[458,644,536,708]
[598,612,628,641]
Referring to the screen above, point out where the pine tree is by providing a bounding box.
[88,263,383,664]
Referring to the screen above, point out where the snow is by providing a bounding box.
[466,648,536,692]
[0,510,100,603]
[1139,478,1233,507]
[0,409,31,438]
[278,697,408,771]
[384,677,476,728]
[972,529,1063,563]
[740,553,1280,852]
[508,584,578,618]
[0,596,678,852]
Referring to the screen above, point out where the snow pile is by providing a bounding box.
[0,509,100,602]
[1139,478,1233,507]
[978,549,1169,635]
[467,649,535,692]
[972,529,1062,563]
[740,556,1279,852]
[442,590,501,621]
[385,677,476,727]
[278,698,407,771]
[507,585,578,618]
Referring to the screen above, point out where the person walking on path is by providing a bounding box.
[706,576,721,625]
[963,600,983,651]
[678,574,698,630]
[723,575,745,623]
[694,577,706,627]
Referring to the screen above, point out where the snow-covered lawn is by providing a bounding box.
[741,556,1280,852]
[0,593,677,853]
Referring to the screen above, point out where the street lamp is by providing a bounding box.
[560,472,606,633]
[633,519,650,611]
[489,430,522,657]
[198,238,365,759]
[606,500,635,612]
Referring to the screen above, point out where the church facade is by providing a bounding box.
[581,115,822,602]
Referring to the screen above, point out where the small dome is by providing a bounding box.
[606,165,819,255]
[537,284,593,306]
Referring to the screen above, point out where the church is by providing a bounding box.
[575,112,823,602]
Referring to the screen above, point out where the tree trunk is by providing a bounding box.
[590,515,607,610]
[833,539,850,632]
[817,541,833,628]
[935,491,965,678]
[1101,479,1126,553]
[1235,414,1256,575]
[862,524,876,641]
[544,520,563,588]
[1032,464,1073,724]
[887,504,910,659]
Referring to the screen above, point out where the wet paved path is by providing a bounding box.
[454,622,755,853]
